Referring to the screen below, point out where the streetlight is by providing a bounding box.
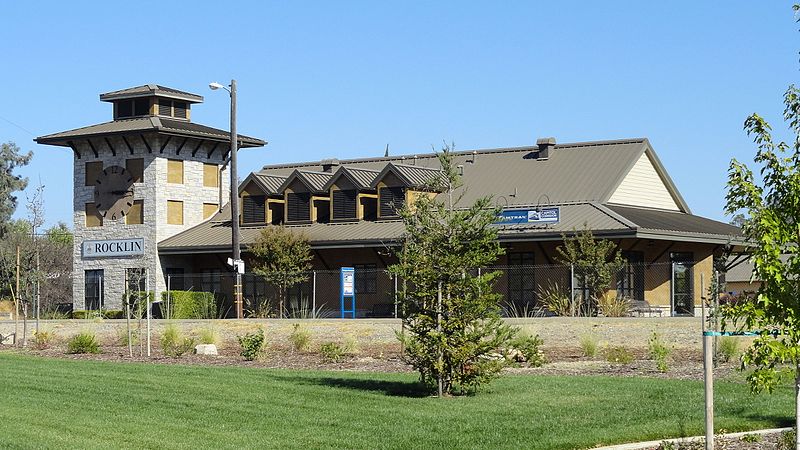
[209,79,243,319]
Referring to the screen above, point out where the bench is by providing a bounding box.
[629,300,663,317]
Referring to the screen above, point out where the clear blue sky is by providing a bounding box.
[1,1,797,227]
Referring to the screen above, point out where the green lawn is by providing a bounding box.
[0,353,792,449]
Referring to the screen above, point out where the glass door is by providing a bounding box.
[84,269,104,311]
[670,253,693,316]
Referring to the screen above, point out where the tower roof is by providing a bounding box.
[99,84,204,103]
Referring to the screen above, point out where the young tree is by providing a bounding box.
[723,84,800,442]
[556,226,623,316]
[391,145,515,396]
[0,142,32,236]
[249,226,313,318]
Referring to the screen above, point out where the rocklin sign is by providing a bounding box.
[82,238,145,258]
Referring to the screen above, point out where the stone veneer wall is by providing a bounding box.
[72,134,229,310]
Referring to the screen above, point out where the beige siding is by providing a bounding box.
[608,152,680,210]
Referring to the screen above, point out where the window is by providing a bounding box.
[85,203,103,227]
[286,192,311,222]
[508,252,536,306]
[116,101,133,118]
[242,195,266,224]
[173,102,187,119]
[332,189,357,220]
[269,202,284,225]
[134,98,150,116]
[167,159,183,184]
[85,161,102,186]
[126,200,144,225]
[201,270,222,294]
[203,203,218,219]
[617,251,644,300]
[360,196,378,221]
[167,200,183,225]
[126,158,144,183]
[165,268,185,291]
[203,163,219,187]
[116,98,151,118]
[158,99,172,116]
[379,186,405,218]
[354,264,378,294]
[314,199,330,224]
[156,100,188,119]
[85,269,104,310]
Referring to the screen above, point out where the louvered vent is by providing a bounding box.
[242,195,266,224]
[116,100,133,118]
[158,100,172,116]
[287,192,311,222]
[379,187,404,217]
[134,98,150,116]
[332,190,357,220]
[173,102,187,119]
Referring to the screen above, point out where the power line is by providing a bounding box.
[0,114,36,137]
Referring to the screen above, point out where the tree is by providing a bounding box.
[391,145,515,396]
[723,84,800,443]
[556,226,623,316]
[249,226,313,318]
[0,142,33,235]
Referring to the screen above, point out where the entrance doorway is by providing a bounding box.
[670,253,694,316]
[85,269,104,310]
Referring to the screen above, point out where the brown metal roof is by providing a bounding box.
[99,84,204,103]
[35,116,265,148]
[605,205,743,243]
[258,138,660,209]
[370,163,443,189]
[322,166,380,191]
[276,170,334,194]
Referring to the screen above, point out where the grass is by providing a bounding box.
[0,353,793,449]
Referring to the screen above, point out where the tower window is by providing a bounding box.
[126,200,144,225]
[167,159,184,184]
[126,158,144,183]
[167,200,184,225]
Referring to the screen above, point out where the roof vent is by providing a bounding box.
[536,137,556,160]
[321,158,340,172]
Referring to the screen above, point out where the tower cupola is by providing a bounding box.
[100,84,204,121]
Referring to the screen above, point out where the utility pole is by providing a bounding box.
[229,79,243,319]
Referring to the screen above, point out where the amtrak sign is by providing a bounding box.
[83,238,145,258]
[496,207,560,225]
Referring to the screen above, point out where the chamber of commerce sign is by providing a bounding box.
[496,207,560,225]
[83,238,145,258]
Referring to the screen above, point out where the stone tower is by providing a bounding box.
[36,84,265,312]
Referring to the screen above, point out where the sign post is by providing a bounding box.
[340,267,356,319]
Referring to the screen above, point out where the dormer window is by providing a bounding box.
[286,192,311,222]
[332,189,358,221]
[114,98,151,119]
[158,99,189,119]
[242,195,266,224]
[379,186,405,218]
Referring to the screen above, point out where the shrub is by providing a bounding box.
[740,433,761,443]
[102,310,124,319]
[197,326,219,345]
[32,330,55,350]
[72,310,101,320]
[605,346,633,364]
[538,281,573,316]
[508,333,545,367]
[238,328,265,361]
[579,334,598,358]
[288,324,311,353]
[648,331,671,372]
[160,324,196,358]
[597,294,630,317]
[117,326,138,347]
[716,336,739,363]
[161,291,217,319]
[320,342,346,362]
[67,332,100,354]
[778,428,797,450]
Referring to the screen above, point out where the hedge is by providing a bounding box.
[160,291,217,319]
[72,310,124,320]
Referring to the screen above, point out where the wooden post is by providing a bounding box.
[14,245,19,346]
[702,274,714,450]
[437,281,443,398]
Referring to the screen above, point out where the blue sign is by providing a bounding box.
[496,207,560,225]
[340,267,356,318]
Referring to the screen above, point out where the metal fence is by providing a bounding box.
[163,261,711,318]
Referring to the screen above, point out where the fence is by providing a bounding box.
[163,261,713,319]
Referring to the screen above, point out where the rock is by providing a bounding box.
[194,344,218,356]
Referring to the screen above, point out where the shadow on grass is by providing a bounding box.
[268,374,432,398]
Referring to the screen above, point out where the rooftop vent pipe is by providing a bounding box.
[536,137,556,160]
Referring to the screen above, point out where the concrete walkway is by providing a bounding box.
[593,427,792,449]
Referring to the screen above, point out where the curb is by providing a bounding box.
[592,427,793,450]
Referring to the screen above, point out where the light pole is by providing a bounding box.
[209,79,243,319]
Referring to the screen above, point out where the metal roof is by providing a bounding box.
[370,163,443,189]
[257,138,663,209]
[276,170,334,194]
[605,205,743,243]
[35,116,265,148]
[322,166,380,191]
[99,84,204,103]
